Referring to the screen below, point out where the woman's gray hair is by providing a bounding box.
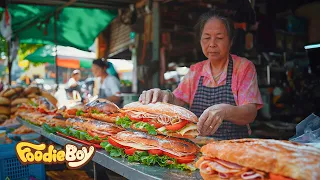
[195,10,235,44]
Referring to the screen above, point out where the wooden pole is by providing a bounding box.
[54,12,59,90]
[7,40,12,86]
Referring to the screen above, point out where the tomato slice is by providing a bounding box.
[108,137,127,148]
[128,115,151,122]
[128,116,142,122]
[38,108,46,114]
[148,121,163,128]
[165,120,189,131]
[87,130,108,139]
[269,173,293,180]
[176,157,195,164]
[66,109,77,115]
[125,148,137,155]
[142,118,152,122]
[148,149,164,155]
[163,152,196,164]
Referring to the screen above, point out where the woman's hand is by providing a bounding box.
[139,88,173,104]
[197,104,230,136]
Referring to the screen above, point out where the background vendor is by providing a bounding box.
[139,10,263,140]
[91,59,122,106]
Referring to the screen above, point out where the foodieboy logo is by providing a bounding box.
[15,142,95,169]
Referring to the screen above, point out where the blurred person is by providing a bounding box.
[164,62,180,84]
[91,59,121,106]
[67,70,81,89]
[65,70,81,100]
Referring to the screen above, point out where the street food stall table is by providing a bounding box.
[17,117,202,180]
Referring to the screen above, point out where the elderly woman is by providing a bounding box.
[139,11,263,140]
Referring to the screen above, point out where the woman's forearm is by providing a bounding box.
[171,93,188,107]
[224,104,257,125]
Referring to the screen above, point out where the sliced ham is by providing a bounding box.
[218,173,230,179]
[199,160,215,174]
[124,110,182,125]
[241,171,264,180]
[207,161,241,174]
[214,159,243,170]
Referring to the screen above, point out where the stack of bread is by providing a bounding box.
[0,86,57,124]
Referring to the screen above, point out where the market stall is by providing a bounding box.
[16,118,202,180]
[0,91,318,180]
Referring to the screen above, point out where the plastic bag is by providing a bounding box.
[289,113,320,144]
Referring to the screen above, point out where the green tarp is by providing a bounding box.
[25,45,95,68]
[1,4,117,50]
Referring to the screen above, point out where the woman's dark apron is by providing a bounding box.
[190,56,248,140]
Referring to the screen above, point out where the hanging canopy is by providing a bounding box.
[1,4,117,50]
[25,45,95,69]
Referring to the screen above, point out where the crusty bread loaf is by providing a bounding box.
[201,138,320,180]
[23,86,40,95]
[123,102,198,123]
[11,98,29,106]
[0,88,16,98]
[13,86,24,93]
[0,97,10,105]
[0,106,10,115]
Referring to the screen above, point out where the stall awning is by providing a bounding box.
[1,4,117,50]
[25,45,95,68]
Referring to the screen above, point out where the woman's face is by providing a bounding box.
[200,18,231,62]
[74,73,81,81]
[91,64,105,77]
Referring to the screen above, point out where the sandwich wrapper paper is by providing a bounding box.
[289,113,320,148]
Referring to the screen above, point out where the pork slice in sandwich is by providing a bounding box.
[83,119,124,139]
[84,99,123,123]
[62,104,88,118]
[18,111,46,125]
[65,117,117,143]
[119,102,198,138]
[44,114,68,127]
[195,138,320,180]
[65,117,90,131]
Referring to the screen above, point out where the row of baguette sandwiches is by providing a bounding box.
[16,97,320,180]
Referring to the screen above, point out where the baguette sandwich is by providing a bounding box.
[101,131,199,169]
[195,139,320,180]
[118,102,199,138]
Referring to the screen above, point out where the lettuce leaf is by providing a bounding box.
[76,110,84,116]
[91,109,100,114]
[116,117,157,135]
[100,141,126,158]
[42,123,57,133]
[134,122,157,135]
[55,126,69,135]
[116,116,133,129]
[173,163,196,171]
[42,124,104,142]
[126,151,192,171]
